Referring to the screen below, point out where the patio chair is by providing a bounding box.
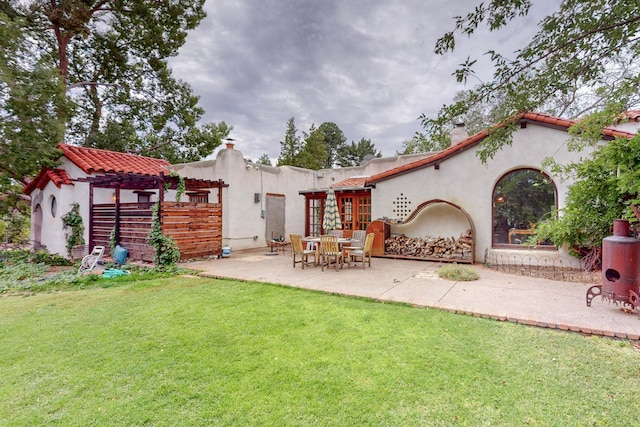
[77,245,105,275]
[319,235,344,271]
[329,229,343,238]
[290,234,317,269]
[348,233,374,269]
[343,230,366,253]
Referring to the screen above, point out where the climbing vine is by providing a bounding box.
[109,226,117,253]
[165,172,186,202]
[61,203,85,257]
[147,202,181,267]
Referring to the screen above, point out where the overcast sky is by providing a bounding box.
[170,0,560,163]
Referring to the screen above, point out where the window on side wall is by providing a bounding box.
[187,191,209,203]
[134,191,154,203]
[50,196,57,217]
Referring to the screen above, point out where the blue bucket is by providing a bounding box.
[222,246,231,258]
[113,245,128,265]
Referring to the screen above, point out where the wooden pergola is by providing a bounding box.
[77,172,228,262]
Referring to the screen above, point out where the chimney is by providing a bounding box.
[451,123,468,145]
[225,138,236,149]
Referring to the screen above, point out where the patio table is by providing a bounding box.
[303,236,353,270]
[302,237,352,247]
[267,240,289,254]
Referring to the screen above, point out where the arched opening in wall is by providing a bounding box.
[33,204,43,246]
[375,199,476,263]
[492,168,557,247]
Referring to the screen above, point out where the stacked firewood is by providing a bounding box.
[384,229,473,260]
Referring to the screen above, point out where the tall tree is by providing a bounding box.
[318,122,347,168]
[257,154,272,166]
[337,138,381,167]
[427,0,640,161]
[0,9,69,188]
[298,124,328,170]
[430,1,640,263]
[7,1,229,165]
[403,89,506,154]
[277,117,301,166]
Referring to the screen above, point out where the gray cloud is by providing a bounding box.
[170,0,559,162]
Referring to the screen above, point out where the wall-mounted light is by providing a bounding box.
[111,191,117,203]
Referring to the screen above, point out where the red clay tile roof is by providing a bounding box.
[59,144,170,176]
[366,112,637,185]
[23,168,73,195]
[623,110,640,121]
[333,177,368,189]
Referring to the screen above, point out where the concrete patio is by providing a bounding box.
[185,248,640,341]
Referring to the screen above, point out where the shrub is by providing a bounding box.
[61,203,85,257]
[30,250,72,266]
[0,249,31,264]
[437,264,479,281]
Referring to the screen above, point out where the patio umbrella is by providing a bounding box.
[323,188,342,233]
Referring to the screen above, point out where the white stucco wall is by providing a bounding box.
[172,147,317,250]
[30,180,78,256]
[171,146,433,251]
[31,142,430,257]
[391,204,470,239]
[613,121,640,134]
[370,124,596,263]
[41,126,606,262]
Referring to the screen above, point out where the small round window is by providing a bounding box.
[50,196,57,217]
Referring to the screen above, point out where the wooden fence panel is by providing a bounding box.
[92,204,116,252]
[161,202,223,260]
[119,203,154,261]
[92,202,223,262]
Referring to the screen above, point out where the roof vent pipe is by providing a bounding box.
[451,123,468,145]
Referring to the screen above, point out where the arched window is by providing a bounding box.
[492,169,556,247]
[50,196,57,218]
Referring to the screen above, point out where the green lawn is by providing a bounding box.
[0,276,638,426]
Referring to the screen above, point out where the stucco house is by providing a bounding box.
[24,112,638,265]
[171,141,433,251]
[173,111,637,265]
[363,112,638,265]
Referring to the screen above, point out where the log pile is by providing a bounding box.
[384,229,473,261]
